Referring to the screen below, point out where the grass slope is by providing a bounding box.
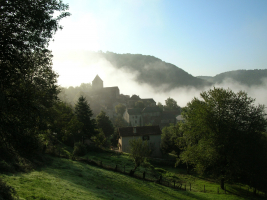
[1,154,262,200]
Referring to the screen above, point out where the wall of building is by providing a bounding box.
[119,134,162,157]
[129,114,142,126]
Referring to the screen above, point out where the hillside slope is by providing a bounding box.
[197,69,267,86]
[97,52,211,90]
[1,156,256,200]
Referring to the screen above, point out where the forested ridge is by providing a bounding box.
[197,69,267,86]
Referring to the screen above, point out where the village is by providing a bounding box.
[88,75,183,157]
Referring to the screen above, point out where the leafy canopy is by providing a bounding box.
[180,87,267,190]
[96,111,114,138]
[0,0,70,158]
[129,138,153,170]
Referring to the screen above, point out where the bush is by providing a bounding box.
[73,142,87,157]
[0,178,18,200]
[0,161,15,173]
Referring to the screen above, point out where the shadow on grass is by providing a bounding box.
[35,156,213,200]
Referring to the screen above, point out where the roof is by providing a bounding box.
[118,126,162,137]
[103,86,119,91]
[142,106,161,113]
[127,108,142,115]
[93,75,103,83]
[141,98,156,103]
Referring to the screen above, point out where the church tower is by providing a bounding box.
[92,75,103,90]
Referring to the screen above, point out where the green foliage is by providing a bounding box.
[93,129,107,148]
[160,123,185,156]
[0,0,69,162]
[164,97,181,113]
[49,101,83,144]
[112,116,128,128]
[75,96,96,141]
[0,178,18,200]
[157,102,164,111]
[134,100,145,109]
[180,87,267,190]
[73,142,87,157]
[115,103,126,116]
[96,111,114,138]
[129,138,153,170]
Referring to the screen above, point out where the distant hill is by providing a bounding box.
[96,52,210,90]
[197,69,267,86]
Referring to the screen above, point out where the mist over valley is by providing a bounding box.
[57,51,267,108]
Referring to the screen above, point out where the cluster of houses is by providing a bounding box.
[90,75,183,157]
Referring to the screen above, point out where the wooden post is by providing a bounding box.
[115,165,117,171]
[124,165,125,173]
[190,183,191,191]
[204,185,205,193]
[185,184,186,191]
[225,186,226,194]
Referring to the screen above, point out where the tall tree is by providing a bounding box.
[164,97,181,113]
[160,123,185,156]
[115,103,126,116]
[96,111,114,138]
[75,96,96,142]
[0,0,70,158]
[180,87,267,191]
[129,138,153,171]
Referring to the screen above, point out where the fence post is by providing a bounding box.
[204,185,205,193]
[185,184,186,191]
[190,183,191,191]
[124,165,125,173]
[225,186,226,194]
[115,165,117,171]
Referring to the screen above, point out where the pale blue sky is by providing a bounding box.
[50,0,267,84]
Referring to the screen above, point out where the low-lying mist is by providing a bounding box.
[53,51,267,107]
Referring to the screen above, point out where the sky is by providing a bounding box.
[49,0,267,106]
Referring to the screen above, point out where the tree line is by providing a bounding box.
[160,87,267,193]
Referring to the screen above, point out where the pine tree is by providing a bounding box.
[74,96,96,142]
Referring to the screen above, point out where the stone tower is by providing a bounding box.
[92,75,103,90]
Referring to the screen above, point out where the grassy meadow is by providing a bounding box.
[1,150,265,200]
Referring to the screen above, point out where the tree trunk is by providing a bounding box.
[220,178,225,190]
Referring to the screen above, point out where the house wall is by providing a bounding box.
[119,134,162,157]
[123,111,129,124]
[129,114,143,126]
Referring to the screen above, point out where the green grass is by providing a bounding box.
[1,153,265,200]
[1,147,265,200]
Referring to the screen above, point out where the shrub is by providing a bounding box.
[73,142,87,157]
[0,178,18,200]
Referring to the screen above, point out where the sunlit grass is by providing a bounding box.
[2,154,264,200]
